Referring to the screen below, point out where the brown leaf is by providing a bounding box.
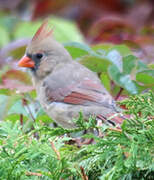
[2,70,32,85]
[0,79,34,92]
[87,16,135,44]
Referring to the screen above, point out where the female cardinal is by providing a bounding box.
[18,21,122,129]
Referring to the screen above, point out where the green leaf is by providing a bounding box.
[92,43,114,52]
[138,69,154,77]
[106,50,123,72]
[36,114,52,124]
[0,89,11,96]
[14,21,41,39]
[92,44,131,57]
[64,42,93,59]
[123,55,138,74]
[0,26,9,47]
[8,100,28,116]
[110,44,132,56]
[0,15,18,35]
[120,75,138,94]
[136,73,154,85]
[100,73,111,92]
[9,45,26,59]
[137,61,148,71]
[148,64,154,69]
[108,65,121,85]
[0,95,9,119]
[49,17,84,43]
[5,114,28,123]
[14,17,84,46]
[80,56,111,73]
[108,65,138,94]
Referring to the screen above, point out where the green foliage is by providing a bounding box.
[0,14,83,44]
[0,91,153,179]
[0,26,9,46]
[65,42,154,95]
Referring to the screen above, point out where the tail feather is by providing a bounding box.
[97,113,125,126]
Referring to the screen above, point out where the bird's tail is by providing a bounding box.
[97,113,125,127]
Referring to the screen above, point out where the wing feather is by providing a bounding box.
[44,62,114,107]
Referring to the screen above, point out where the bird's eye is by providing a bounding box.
[36,53,43,59]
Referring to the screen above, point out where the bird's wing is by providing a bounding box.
[43,62,115,109]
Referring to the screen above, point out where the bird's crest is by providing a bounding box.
[32,20,53,42]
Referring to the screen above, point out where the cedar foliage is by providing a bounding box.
[0,91,153,180]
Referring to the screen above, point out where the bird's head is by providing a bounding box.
[18,20,71,79]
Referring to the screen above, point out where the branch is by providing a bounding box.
[50,141,61,160]
[26,172,42,176]
[80,166,88,180]
[20,114,23,126]
[108,127,122,133]
[115,87,124,100]
[22,98,35,122]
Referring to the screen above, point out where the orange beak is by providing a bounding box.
[18,55,35,68]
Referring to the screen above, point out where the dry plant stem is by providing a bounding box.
[115,87,124,100]
[50,141,61,160]
[22,98,39,138]
[108,127,122,132]
[26,172,42,176]
[20,114,23,126]
[26,104,35,121]
[23,98,35,122]
[80,166,88,180]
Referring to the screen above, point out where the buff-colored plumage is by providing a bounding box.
[19,21,122,129]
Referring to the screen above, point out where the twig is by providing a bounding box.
[50,141,61,160]
[108,127,122,133]
[22,98,35,122]
[115,87,123,100]
[22,97,39,138]
[26,171,42,176]
[20,114,23,126]
[80,166,88,180]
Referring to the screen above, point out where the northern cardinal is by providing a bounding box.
[18,21,122,129]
